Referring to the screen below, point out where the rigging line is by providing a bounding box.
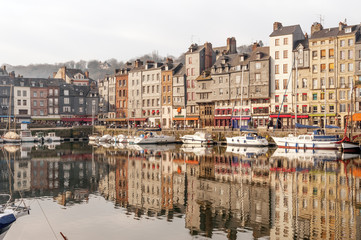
[36,198,59,240]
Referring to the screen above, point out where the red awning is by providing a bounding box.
[302,105,307,107]
[270,114,291,118]
[214,116,231,120]
[292,115,309,119]
[302,93,307,95]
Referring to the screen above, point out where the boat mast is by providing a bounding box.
[324,68,327,134]
[8,85,12,132]
[295,57,298,135]
[239,66,244,131]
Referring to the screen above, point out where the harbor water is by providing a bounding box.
[1,142,361,239]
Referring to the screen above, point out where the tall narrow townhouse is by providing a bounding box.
[195,70,214,128]
[172,66,187,128]
[46,78,64,122]
[0,77,14,123]
[249,45,271,128]
[336,22,360,128]
[30,79,48,118]
[142,61,163,127]
[161,59,182,128]
[269,22,305,129]
[13,78,31,123]
[128,59,145,126]
[308,23,339,127]
[185,43,215,128]
[115,64,132,123]
[355,33,361,120]
[292,36,311,126]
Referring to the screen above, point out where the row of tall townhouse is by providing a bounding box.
[97,21,361,129]
[0,66,99,124]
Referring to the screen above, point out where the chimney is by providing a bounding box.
[311,22,323,36]
[339,21,347,31]
[126,62,132,66]
[85,71,89,78]
[226,37,237,54]
[9,71,15,78]
[134,59,143,68]
[166,58,173,64]
[304,32,308,39]
[273,22,283,31]
[1,65,6,71]
[52,72,57,78]
[204,42,213,69]
[252,42,260,51]
[61,66,66,80]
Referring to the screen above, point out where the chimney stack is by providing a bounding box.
[252,42,260,51]
[204,42,213,69]
[339,21,347,31]
[61,66,66,80]
[134,59,143,68]
[53,72,57,78]
[273,22,283,31]
[9,71,15,78]
[226,37,237,54]
[85,70,89,78]
[311,22,323,36]
[1,65,6,71]
[166,58,173,64]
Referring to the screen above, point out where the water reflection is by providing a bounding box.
[1,142,361,239]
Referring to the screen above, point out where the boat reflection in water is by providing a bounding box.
[1,142,361,240]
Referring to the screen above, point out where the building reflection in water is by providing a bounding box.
[1,142,361,239]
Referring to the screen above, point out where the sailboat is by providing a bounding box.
[272,57,343,150]
[226,64,269,147]
[1,85,20,144]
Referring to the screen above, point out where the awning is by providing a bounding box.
[104,118,127,122]
[172,117,199,121]
[309,113,336,117]
[270,114,291,118]
[129,118,147,122]
[214,116,231,120]
[62,117,96,122]
[231,116,251,120]
[352,113,361,121]
[292,115,308,119]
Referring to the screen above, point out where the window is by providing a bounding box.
[329,77,334,87]
[275,51,279,59]
[40,91,43,97]
[39,100,44,107]
[340,40,345,47]
[79,107,83,113]
[275,95,279,102]
[23,100,26,106]
[302,106,307,113]
[348,39,354,46]
[313,93,317,100]
[340,91,345,100]
[22,90,27,97]
[283,79,287,89]
[340,77,345,88]
[313,106,318,113]
[283,38,288,45]
[302,93,307,101]
[64,98,69,104]
[348,63,353,71]
[283,64,288,73]
[340,104,346,112]
[33,101,37,107]
[321,64,326,72]
[329,49,334,58]
[255,62,261,69]
[188,57,192,64]
[340,50,345,60]
[321,92,325,100]
[275,65,279,74]
[329,63,334,72]
[340,64,345,72]
[33,110,37,115]
[302,78,307,88]
[284,95,288,102]
[329,105,334,112]
[55,89,58,96]
[312,65,317,73]
[17,99,21,106]
[348,50,353,59]
[33,92,37,97]
[49,89,53,96]
[312,78,317,89]
[312,51,318,59]
[219,89,223,95]
[329,92,334,100]
[283,50,288,58]
[321,78,325,87]
[255,73,261,81]
[64,90,69,96]
[219,77,223,83]
[275,79,279,90]
[321,49,326,58]
[275,39,279,46]
[79,98,84,104]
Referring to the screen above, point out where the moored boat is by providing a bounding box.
[43,132,61,142]
[20,130,39,142]
[134,132,176,144]
[180,131,213,145]
[226,132,268,147]
[1,132,21,144]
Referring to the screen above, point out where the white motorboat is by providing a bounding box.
[0,194,30,239]
[272,129,341,150]
[20,130,39,142]
[226,132,268,147]
[134,132,176,144]
[341,141,360,153]
[99,134,112,143]
[43,132,62,142]
[2,132,21,144]
[225,146,268,157]
[116,134,135,144]
[180,144,212,155]
[180,132,213,145]
[88,133,100,142]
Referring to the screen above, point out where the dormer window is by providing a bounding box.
[256,52,261,60]
[345,27,352,33]
[240,56,244,62]
[221,59,226,64]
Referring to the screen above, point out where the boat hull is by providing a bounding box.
[181,138,213,145]
[273,137,340,150]
[134,136,176,144]
[226,137,268,147]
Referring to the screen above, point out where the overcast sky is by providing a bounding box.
[1,0,360,66]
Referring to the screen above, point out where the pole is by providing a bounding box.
[295,57,298,135]
[240,67,244,131]
[324,68,327,134]
[8,85,12,132]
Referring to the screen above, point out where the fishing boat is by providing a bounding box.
[180,131,213,145]
[43,132,61,142]
[133,132,176,144]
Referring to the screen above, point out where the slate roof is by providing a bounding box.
[293,39,309,50]
[310,27,339,39]
[270,25,301,37]
[249,47,270,61]
[66,69,86,78]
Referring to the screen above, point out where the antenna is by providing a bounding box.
[318,14,324,25]
[191,35,195,44]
